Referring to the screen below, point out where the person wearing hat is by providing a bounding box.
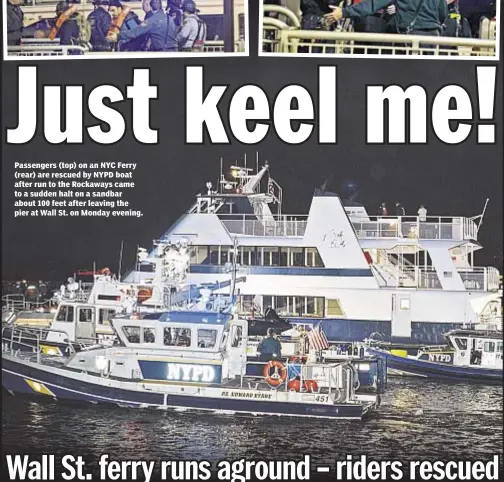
[87,0,111,51]
[111,0,175,51]
[52,1,80,47]
[7,0,24,46]
[176,0,207,52]
[257,328,282,361]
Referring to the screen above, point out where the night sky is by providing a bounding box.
[2,1,502,282]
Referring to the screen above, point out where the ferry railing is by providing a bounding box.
[352,216,476,241]
[458,267,501,292]
[220,214,308,237]
[271,29,496,57]
[8,42,89,57]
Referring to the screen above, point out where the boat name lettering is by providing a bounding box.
[166,363,216,383]
[221,390,273,400]
[428,354,452,363]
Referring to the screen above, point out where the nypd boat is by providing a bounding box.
[365,328,503,384]
[2,307,380,420]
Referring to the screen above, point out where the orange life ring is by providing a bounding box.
[48,5,78,40]
[263,360,287,387]
[106,6,132,40]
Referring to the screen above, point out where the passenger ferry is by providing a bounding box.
[1,305,380,420]
[118,159,502,346]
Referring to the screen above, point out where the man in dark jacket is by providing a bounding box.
[257,328,282,361]
[108,0,148,51]
[300,0,332,30]
[327,0,448,36]
[54,1,80,46]
[442,0,471,37]
[7,0,24,46]
[88,0,111,51]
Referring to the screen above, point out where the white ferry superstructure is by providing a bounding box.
[123,161,502,345]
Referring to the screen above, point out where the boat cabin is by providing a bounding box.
[445,329,503,369]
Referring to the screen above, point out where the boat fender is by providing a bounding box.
[48,5,78,40]
[106,6,132,41]
[263,360,287,387]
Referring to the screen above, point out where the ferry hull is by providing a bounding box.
[366,348,503,384]
[1,356,375,420]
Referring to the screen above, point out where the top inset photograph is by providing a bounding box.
[261,1,498,58]
[5,0,246,58]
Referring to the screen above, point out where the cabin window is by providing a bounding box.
[238,295,256,315]
[198,329,218,349]
[123,326,141,344]
[139,263,155,272]
[209,246,220,265]
[56,305,74,322]
[143,328,156,344]
[99,308,115,325]
[483,342,496,353]
[164,328,191,347]
[190,246,209,265]
[261,247,279,266]
[326,299,344,317]
[400,299,410,310]
[305,297,324,317]
[238,246,257,266]
[454,338,468,350]
[306,248,324,267]
[497,342,503,353]
[79,308,94,322]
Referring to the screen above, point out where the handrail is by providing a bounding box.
[263,5,301,29]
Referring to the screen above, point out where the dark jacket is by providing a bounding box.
[117,12,147,51]
[119,9,169,51]
[300,0,332,17]
[258,336,282,357]
[343,0,448,32]
[7,2,24,46]
[88,7,111,51]
[57,17,79,45]
[442,6,471,38]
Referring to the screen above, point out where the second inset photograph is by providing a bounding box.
[261,0,498,58]
[4,0,246,58]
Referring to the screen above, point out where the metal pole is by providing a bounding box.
[224,0,235,53]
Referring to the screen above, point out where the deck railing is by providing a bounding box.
[221,215,308,237]
[458,267,501,292]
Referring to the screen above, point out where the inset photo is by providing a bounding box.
[261,1,498,58]
[4,0,247,58]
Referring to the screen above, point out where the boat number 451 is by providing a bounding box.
[315,395,330,403]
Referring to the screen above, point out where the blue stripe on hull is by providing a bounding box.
[289,319,464,345]
[190,265,373,277]
[1,360,366,419]
[366,349,503,384]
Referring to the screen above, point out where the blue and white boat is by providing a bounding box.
[1,307,381,420]
[365,328,503,384]
[121,159,502,346]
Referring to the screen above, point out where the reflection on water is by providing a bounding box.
[2,379,503,469]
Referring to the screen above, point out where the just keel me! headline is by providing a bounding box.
[5,65,497,146]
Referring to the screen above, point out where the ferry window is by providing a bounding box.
[139,263,154,272]
[123,326,141,344]
[56,305,74,322]
[484,342,496,353]
[198,329,217,348]
[275,296,289,316]
[497,342,503,353]
[400,299,410,310]
[164,328,191,347]
[99,308,115,325]
[231,325,243,348]
[209,246,220,265]
[454,338,468,350]
[190,246,209,265]
[326,299,344,317]
[306,297,324,317]
[239,246,256,266]
[79,308,94,322]
[279,247,288,266]
[306,248,324,267]
[263,295,273,311]
[291,248,304,267]
[261,247,279,266]
[143,328,156,344]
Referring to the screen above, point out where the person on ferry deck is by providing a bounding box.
[257,328,282,361]
[395,201,405,216]
[417,204,427,221]
[378,202,388,216]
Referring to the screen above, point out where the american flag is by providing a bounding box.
[308,324,329,351]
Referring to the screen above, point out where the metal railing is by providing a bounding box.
[352,216,477,241]
[220,214,308,237]
[269,29,496,57]
[458,267,501,292]
[8,42,89,57]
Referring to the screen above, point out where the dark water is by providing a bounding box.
[2,378,503,478]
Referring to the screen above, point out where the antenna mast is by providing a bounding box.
[118,240,124,281]
[477,198,490,231]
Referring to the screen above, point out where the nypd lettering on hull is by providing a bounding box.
[138,360,222,384]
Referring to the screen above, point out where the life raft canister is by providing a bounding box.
[106,6,132,40]
[304,379,319,393]
[263,360,287,387]
[48,4,78,40]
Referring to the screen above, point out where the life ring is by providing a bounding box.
[48,4,78,40]
[106,6,132,41]
[263,360,287,387]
